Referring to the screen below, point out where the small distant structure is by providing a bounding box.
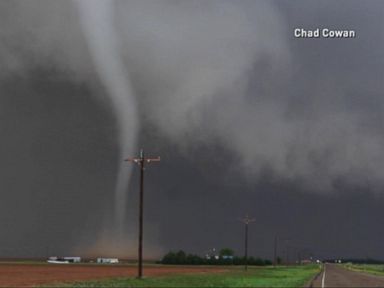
[333,259,342,263]
[205,248,219,260]
[47,256,81,264]
[97,258,119,264]
[47,256,67,264]
[63,257,81,263]
[222,255,234,260]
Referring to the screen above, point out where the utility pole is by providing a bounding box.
[274,236,289,267]
[298,250,301,265]
[239,215,255,271]
[125,149,160,279]
[286,245,290,265]
[274,235,278,267]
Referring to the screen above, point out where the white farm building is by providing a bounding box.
[97,258,119,264]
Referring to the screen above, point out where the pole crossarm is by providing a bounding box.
[238,215,256,225]
[125,156,160,165]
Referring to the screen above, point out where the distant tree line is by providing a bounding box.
[160,249,272,266]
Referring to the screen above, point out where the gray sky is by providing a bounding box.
[0,0,383,260]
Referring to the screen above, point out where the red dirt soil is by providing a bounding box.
[0,263,226,287]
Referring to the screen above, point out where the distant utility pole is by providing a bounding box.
[125,149,160,279]
[239,215,255,271]
[285,245,290,265]
[274,236,289,267]
[274,235,278,267]
[298,250,301,265]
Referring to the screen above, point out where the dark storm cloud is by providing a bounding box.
[0,0,384,260]
[108,0,384,194]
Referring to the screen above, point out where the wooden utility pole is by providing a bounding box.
[239,215,255,271]
[125,149,160,279]
[274,235,278,267]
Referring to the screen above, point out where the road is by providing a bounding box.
[311,263,384,287]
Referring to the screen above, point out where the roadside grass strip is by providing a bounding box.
[344,263,384,276]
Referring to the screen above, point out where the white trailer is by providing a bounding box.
[97,258,119,264]
[47,256,81,264]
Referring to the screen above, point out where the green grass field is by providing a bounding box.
[344,263,384,276]
[50,265,320,288]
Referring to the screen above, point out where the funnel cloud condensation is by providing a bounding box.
[74,0,138,237]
